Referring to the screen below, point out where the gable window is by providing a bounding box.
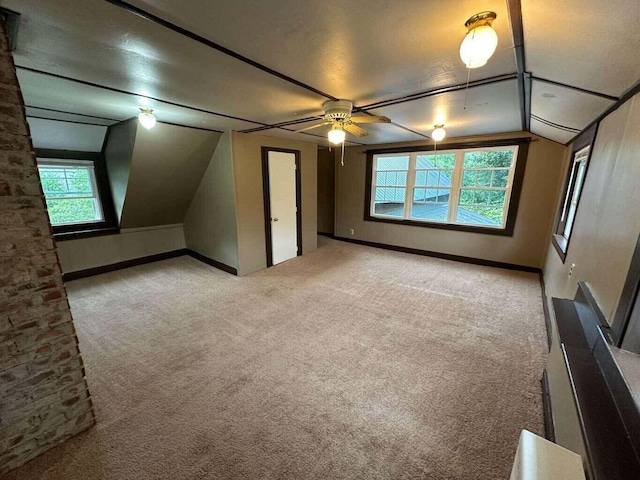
[36,150,117,239]
[551,125,597,261]
[366,140,529,236]
[38,160,104,225]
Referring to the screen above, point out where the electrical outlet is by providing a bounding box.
[349,228,355,235]
[568,263,576,278]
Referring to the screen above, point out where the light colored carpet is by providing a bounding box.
[7,237,547,479]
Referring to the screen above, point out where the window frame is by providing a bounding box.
[36,149,118,240]
[551,124,598,262]
[364,138,531,236]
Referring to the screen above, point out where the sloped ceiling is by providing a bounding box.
[119,122,222,228]
[4,0,640,146]
[28,117,107,151]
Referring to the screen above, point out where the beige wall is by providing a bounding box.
[121,124,221,228]
[317,148,335,235]
[542,92,640,463]
[543,93,640,324]
[232,132,318,276]
[56,224,186,273]
[335,132,567,268]
[184,131,239,269]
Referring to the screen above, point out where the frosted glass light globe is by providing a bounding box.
[432,126,446,142]
[138,110,157,129]
[460,25,498,68]
[328,128,346,145]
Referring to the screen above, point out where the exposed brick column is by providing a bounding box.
[0,18,94,474]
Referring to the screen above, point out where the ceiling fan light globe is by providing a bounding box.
[138,109,157,129]
[459,25,498,68]
[432,126,446,142]
[328,128,346,145]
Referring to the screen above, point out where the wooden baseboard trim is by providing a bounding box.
[332,236,542,273]
[62,249,188,281]
[317,232,336,239]
[541,370,555,442]
[187,250,238,275]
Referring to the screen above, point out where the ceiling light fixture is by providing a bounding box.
[138,107,156,129]
[328,127,346,145]
[432,125,446,142]
[459,11,498,69]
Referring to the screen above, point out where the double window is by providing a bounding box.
[36,150,117,238]
[367,142,527,235]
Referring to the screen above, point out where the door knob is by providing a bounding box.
[273,218,279,222]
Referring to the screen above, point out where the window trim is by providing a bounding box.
[551,124,598,262]
[363,138,531,236]
[36,149,118,240]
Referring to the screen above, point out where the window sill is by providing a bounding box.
[365,214,514,236]
[53,227,119,241]
[552,233,568,262]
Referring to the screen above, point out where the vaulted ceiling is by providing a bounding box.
[4,0,640,146]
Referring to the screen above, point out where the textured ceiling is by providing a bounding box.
[3,0,640,146]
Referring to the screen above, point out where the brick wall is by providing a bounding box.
[0,18,94,474]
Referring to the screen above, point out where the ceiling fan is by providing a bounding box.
[296,100,391,144]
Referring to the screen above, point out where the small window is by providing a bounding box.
[367,141,527,235]
[35,150,117,239]
[37,159,104,226]
[552,125,597,261]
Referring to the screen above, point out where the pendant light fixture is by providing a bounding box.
[432,125,446,142]
[138,107,157,129]
[459,11,498,69]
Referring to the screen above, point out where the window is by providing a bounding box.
[558,146,589,239]
[552,124,597,261]
[35,150,117,238]
[38,160,104,226]
[366,141,528,235]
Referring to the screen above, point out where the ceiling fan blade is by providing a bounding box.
[344,123,369,137]
[350,115,391,124]
[295,121,333,132]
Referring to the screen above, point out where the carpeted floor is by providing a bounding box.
[7,237,547,479]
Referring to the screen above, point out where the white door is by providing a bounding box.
[268,151,298,265]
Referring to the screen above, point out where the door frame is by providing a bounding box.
[261,147,302,267]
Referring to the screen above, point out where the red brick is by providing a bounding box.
[0,20,93,474]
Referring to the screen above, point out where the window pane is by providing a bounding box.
[426,171,439,187]
[456,206,503,226]
[396,171,407,186]
[373,187,405,217]
[425,188,439,202]
[377,156,409,171]
[438,170,452,187]
[417,154,455,169]
[463,150,514,168]
[492,169,509,187]
[563,204,577,239]
[411,186,449,222]
[45,198,99,225]
[476,170,491,187]
[462,170,475,187]
[456,188,504,226]
[415,171,428,186]
[40,176,67,195]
